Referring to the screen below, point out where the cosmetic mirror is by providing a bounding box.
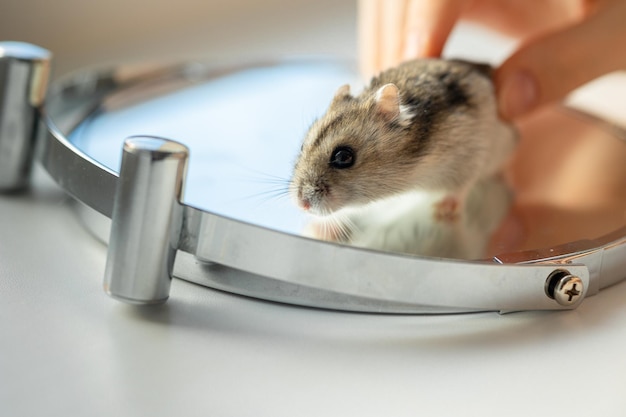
[4,43,624,313]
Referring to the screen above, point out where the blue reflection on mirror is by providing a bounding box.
[70,61,359,235]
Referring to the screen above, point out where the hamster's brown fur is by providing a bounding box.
[291,59,516,216]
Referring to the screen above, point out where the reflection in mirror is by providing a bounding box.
[496,106,626,256]
[68,61,626,261]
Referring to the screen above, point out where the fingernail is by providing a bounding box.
[499,70,538,120]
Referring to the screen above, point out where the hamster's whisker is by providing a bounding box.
[235,166,292,185]
[324,213,354,242]
[238,186,291,206]
[250,177,291,185]
[339,213,358,233]
[230,165,293,206]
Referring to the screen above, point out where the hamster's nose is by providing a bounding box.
[300,197,311,211]
[296,188,311,211]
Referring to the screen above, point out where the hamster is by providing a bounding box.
[290,58,516,220]
[302,175,513,259]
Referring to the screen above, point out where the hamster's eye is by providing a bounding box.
[329,146,355,169]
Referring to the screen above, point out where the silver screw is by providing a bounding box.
[546,270,584,306]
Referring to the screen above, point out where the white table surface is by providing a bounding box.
[2,2,626,416]
[2,171,626,416]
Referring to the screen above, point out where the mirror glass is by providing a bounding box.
[68,60,626,260]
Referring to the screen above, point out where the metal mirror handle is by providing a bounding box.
[0,42,50,191]
[103,136,189,304]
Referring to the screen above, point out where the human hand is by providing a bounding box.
[358,0,626,120]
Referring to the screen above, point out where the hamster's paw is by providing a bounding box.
[433,196,461,223]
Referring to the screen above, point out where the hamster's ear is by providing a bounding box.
[375,83,400,121]
[375,83,414,126]
[330,84,352,107]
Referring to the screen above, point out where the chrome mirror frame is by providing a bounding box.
[2,42,625,314]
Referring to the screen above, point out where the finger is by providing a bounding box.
[357,0,381,79]
[496,0,626,120]
[379,0,407,71]
[403,0,469,59]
